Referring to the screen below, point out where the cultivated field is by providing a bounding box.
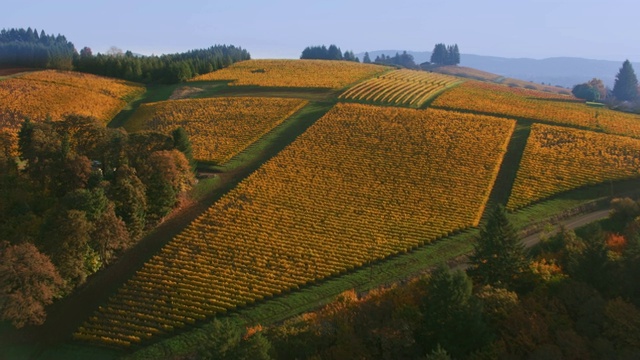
[125,97,308,163]
[74,103,515,346]
[0,70,144,122]
[507,123,640,210]
[339,69,460,107]
[432,81,640,137]
[190,59,391,89]
[0,70,144,156]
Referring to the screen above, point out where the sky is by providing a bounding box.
[2,0,638,62]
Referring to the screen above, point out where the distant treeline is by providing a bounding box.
[0,27,250,83]
[74,45,250,83]
[430,43,460,65]
[369,51,417,68]
[0,28,75,70]
[300,44,359,62]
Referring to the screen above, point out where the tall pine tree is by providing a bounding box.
[612,60,639,101]
[468,205,530,290]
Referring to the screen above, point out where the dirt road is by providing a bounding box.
[520,209,611,248]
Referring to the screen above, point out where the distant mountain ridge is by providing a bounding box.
[357,50,639,88]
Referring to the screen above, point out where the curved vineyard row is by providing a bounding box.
[339,69,460,107]
[507,124,640,210]
[432,81,640,138]
[124,97,307,164]
[190,59,391,89]
[74,104,515,347]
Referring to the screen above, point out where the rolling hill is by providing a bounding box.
[3,59,640,358]
[357,50,639,88]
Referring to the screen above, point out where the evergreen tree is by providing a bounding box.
[612,60,639,101]
[172,126,195,170]
[431,43,448,65]
[417,264,491,358]
[430,43,460,65]
[451,44,460,65]
[363,52,371,63]
[468,205,530,290]
[110,165,147,240]
[327,44,343,60]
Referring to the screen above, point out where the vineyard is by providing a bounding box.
[124,97,308,163]
[74,103,515,347]
[507,124,640,210]
[0,70,144,156]
[338,69,460,107]
[0,70,144,121]
[190,59,391,89]
[431,81,640,138]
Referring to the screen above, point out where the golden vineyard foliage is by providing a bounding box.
[74,103,515,347]
[0,70,144,156]
[432,81,640,138]
[126,97,307,163]
[507,124,640,210]
[190,59,391,89]
[0,70,144,121]
[17,70,144,100]
[433,65,502,81]
[339,69,460,107]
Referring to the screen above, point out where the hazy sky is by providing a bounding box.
[2,0,638,62]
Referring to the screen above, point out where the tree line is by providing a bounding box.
[430,43,460,66]
[573,60,639,101]
[300,44,359,62]
[74,45,250,84]
[368,51,417,68]
[0,116,196,328]
[0,27,75,70]
[0,27,250,83]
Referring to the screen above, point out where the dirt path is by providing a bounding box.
[1,101,335,354]
[451,209,611,272]
[520,209,610,248]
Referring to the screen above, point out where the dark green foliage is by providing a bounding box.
[567,224,611,293]
[362,52,371,64]
[73,44,250,84]
[145,171,177,222]
[0,28,75,70]
[572,83,601,101]
[417,264,492,358]
[300,44,359,62]
[197,319,272,360]
[430,43,460,65]
[61,188,109,222]
[41,209,94,289]
[110,165,147,239]
[425,345,452,360]
[374,51,416,68]
[612,60,639,101]
[172,126,195,170]
[468,205,530,290]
